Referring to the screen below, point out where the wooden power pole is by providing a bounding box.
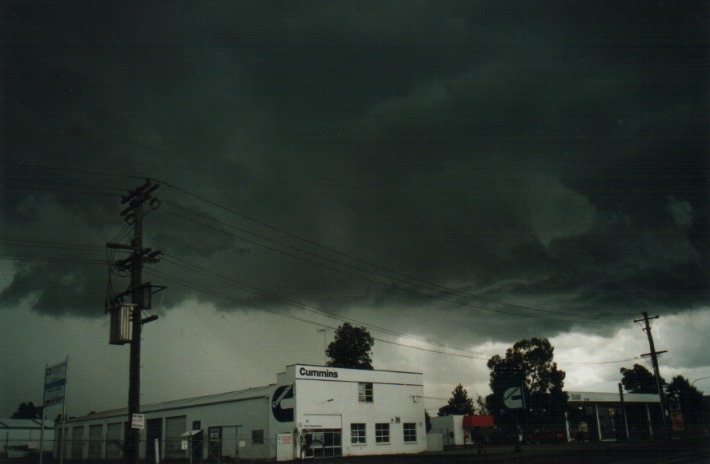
[635,311,669,438]
[107,180,163,464]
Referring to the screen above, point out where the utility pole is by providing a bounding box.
[635,311,669,438]
[107,180,163,464]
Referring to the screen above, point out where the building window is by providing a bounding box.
[252,429,264,444]
[350,423,366,444]
[358,382,373,402]
[403,423,417,443]
[303,429,342,458]
[375,423,390,444]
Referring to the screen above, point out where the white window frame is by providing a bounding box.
[403,423,417,443]
[358,382,373,403]
[350,423,366,445]
[375,423,390,444]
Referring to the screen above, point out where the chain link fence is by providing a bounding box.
[4,435,280,463]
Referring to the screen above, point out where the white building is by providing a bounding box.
[429,414,465,446]
[60,364,426,461]
[429,415,496,448]
[0,418,55,459]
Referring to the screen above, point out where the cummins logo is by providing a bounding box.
[271,384,294,423]
[299,367,338,378]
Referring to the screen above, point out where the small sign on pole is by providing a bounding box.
[132,413,145,430]
[671,411,684,432]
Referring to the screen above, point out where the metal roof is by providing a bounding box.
[567,391,660,403]
[0,418,55,429]
[67,385,274,423]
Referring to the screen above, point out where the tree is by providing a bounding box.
[474,393,490,416]
[438,384,475,416]
[620,364,664,393]
[486,338,567,430]
[325,323,374,369]
[665,375,704,425]
[12,402,43,419]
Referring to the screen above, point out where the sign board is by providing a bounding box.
[44,362,67,407]
[671,411,684,432]
[132,413,145,430]
[504,387,524,409]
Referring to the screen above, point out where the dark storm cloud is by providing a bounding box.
[2,1,708,339]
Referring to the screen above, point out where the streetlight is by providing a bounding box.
[691,376,710,387]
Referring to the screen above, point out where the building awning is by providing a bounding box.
[181,430,203,437]
[462,415,495,427]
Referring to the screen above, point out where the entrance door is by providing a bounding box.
[303,429,342,458]
[207,427,221,461]
[191,431,203,463]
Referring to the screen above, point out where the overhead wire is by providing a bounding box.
[144,266,490,360]
[160,252,492,358]
[155,178,630,323]
[1,235,641,366]
[8,167,633,324]
[159,201,610,326]
[5,170,638,363]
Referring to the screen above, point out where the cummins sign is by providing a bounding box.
[298,367,338,379]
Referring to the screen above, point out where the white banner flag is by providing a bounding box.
[44,361,67,407]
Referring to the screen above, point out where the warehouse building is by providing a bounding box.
[59,364,426,462]
[0,418,55,459]
[566,391,663,441]
[429,391,662,446]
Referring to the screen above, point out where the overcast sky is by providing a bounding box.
[1,1,708,418]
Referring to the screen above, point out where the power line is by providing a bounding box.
[159,202,612,326]
[8,168,634,324]
[147,264,490,360]
[5,177,125,196]
[1,238,105,252]
[13,164,146,182]
[560,357,640,366]
[156,181,630,323]
[0,254,106,266]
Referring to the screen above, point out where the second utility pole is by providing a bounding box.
[635,311,669,437]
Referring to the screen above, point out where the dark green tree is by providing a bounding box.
[438,384,475,416]
[620,364,665,393]
[325,323,375,369]
[12,402,43,419]
[486,338,567,431]
[665,375,704,425]
[474,393,490,416]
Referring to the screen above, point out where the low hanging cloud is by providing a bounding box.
[1,1,707,349]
